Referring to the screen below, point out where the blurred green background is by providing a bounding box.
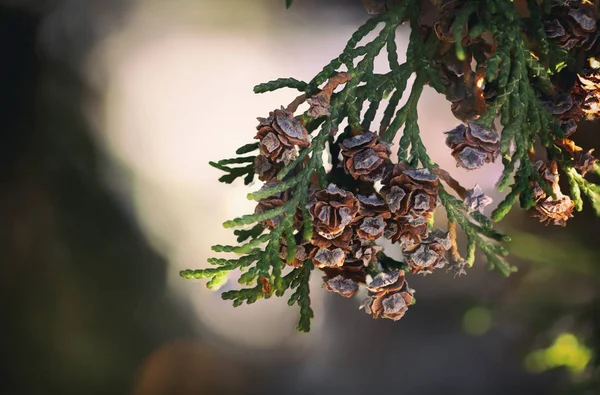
[1,1,600,394]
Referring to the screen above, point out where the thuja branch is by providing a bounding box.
[183,0,600,331]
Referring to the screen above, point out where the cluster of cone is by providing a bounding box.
[253,111,456,321]
[431,0,599,227]
[536,0,599,225]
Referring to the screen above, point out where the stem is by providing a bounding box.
[432,167,468,200]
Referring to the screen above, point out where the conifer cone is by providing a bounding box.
[313,247,347,269]
[464,184,493,213]
[321,239,377,298]
[280,237,316,268]
[531,161,575,227]
[339,132,392,182]
[348,238,382,267]
[357,193,392,218]
[575,69,600,120]
[544,0,599,52]
[445,121,500,169]
[403,230,451,274]
[307,184,360,246]
[361,270,414,321]
[322,258,367,296]
[255,107,310,166]
[321,257,368,288]
[355,187,392,242]
[255,189,288,229]
[543,92,583,133]
[381,166,439,248]
[574,149,598,176]
[432,50,488,122]
[555,138,598,176]
[254,155,281,183]
[323,275,359,298]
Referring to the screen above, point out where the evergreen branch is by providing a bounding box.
[287,261,314,332]
[223,198,298,228]
[247,171,305,200]
[186,0,600,332]
[236,142,259,154]
[222,285,264,307]
[216,157,255,165]
[569,169,600,215]
[234,224,265,243]
[206,254,261,268]
[211,233,271,254]
[254,77,307,94]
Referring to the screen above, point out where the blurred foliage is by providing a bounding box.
[525,333,592,377]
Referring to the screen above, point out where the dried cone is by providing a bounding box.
[356,193,391,241]
[531,161,575,227]
[321,239,379,298]
[357,193,392,218]
[555,138,598,176]
[339,132,392,182]
[445,121,500,169]
[384,213,430,248]
[575,149,598,176]
[254,189,287,229]
[380,166,439,247]
[254,155,281,183]
[361,270,414,321]
[432,51,487,122]
[575,67,600,120]
[255,107,310,165]
[403,230,452,274]
[348,238,382,267]
[280,237,315,268]
[322,258,368,287]
[307,92,330,118]
[307,184,360,247]
[464,184,493,214]
[323,275,359,298]
[355,215,386,240]
[544,0,599,52]
[312,247,347,269]
[543,92,582,135]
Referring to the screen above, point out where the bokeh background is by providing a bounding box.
[2,1,600,394]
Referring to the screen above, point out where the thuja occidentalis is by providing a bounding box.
[181,0,600,332]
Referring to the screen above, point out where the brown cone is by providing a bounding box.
[380,166,439,248]
[530,161,575,227]
[255,107,310,165]
[445,121,500,170]
[339,131,391,182]
[361,270,414,321]
[544,0,599,52]
[254,189,288,229]
[403,230,451,274]
[307,184,360,241]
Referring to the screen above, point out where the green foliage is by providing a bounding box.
[182,0,600,331]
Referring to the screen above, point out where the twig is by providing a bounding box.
[432,166,468,199]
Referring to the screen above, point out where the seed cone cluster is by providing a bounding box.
[431,0,492,123]
[430,0,599,227]
[253,123,454,320]
[544,0,599,53]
